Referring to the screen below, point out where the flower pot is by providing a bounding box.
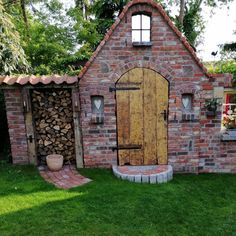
[46,154,63,171]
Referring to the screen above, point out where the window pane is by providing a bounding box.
[142,30,150,42]
[91,96,104,114]
[132,15,141,29]
[142,15,150,29]
[182,94,193,111]
[132,30,141,42]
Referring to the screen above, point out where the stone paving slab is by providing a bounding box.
[112,165,173,184]
[38,165,91,189]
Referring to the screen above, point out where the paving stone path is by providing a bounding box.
[39,165,91,189]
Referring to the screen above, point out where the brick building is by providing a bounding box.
[0,0,235,173]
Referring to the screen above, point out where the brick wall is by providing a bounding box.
[79,2,210,170]
[4,89,29,164]
[199,74,236,173]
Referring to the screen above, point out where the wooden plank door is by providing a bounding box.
[116,68,168,165]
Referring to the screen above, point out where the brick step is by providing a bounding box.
[112,165,173,184]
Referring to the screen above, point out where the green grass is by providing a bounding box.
[0,162,236,236]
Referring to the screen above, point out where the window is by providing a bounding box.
[91,96,104,124]
[182,94,193,111]
[91,96,104,114]
[222,92,236,129]
[132,14,151,44]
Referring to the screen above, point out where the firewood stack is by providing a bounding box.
[32,89,75,164]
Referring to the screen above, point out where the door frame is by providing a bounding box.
[114,67,170,166]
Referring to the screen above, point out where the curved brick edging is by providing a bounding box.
[112,165,173,184]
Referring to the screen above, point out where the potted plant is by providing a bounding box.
[46,154,63,171]
[205,98,221,117]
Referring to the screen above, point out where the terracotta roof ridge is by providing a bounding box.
[0,74,78,86]
[78,0,211,79]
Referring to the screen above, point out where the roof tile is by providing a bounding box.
[29,75,40,85]
[4,76,17,85]
[16,75,29,85]
[0,75,78,86]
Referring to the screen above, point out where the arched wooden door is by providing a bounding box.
[116,68,168,165]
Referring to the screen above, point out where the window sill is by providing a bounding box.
[132,42,152,47]
[221,130,236,141]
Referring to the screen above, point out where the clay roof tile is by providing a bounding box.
[52,74,66,84]
[16,75,29,85]
[40,75,52,84]
[4,75,17,85]
[66,76,78,84]
[0,74,77,86]
[29,75,40,85]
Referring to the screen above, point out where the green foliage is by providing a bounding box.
[206,60,236,86]
[222,30,236,60]
[169,0,234,46]
[224,42,236,52]
[0,0,29,74]
[4,0,92,75]
[204,98,221,111]
[181,2,204,46]
[69,7,103,50]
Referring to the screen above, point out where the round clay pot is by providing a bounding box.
[46,154,63,171]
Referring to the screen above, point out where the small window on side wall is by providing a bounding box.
[132,13,151,45]
[91,96,104,124]
[222,92,236,130]
[182,94,193,112]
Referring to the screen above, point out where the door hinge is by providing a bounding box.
[109,87,140,92]
[112,144,142,151]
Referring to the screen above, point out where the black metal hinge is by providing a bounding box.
[109,87,140,92]
[112,145,142,152]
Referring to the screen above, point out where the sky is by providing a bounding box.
[197,0,236,61]
[62,0,236,62]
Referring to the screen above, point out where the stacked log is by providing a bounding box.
[32,89,75,164]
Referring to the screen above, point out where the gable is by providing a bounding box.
[79,0,209,80]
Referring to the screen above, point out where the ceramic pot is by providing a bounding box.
[46,154,63,171]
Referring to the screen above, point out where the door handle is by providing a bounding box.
[160,110,168,121]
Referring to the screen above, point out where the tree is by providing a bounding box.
[89,0,234,47]
[165,0,234,46]
[223,30,236,60]
[0,0,29,74]
[4,0,85,75]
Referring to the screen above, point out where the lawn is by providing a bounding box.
[0,162,236,236]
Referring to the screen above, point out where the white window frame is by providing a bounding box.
[132,13,151,44]
[222,90,236,130]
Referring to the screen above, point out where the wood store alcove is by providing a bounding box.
[31,89,76,165]
[116,68,169,166]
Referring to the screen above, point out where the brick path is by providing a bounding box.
[39,165,91,189]
[117,165,169,175]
